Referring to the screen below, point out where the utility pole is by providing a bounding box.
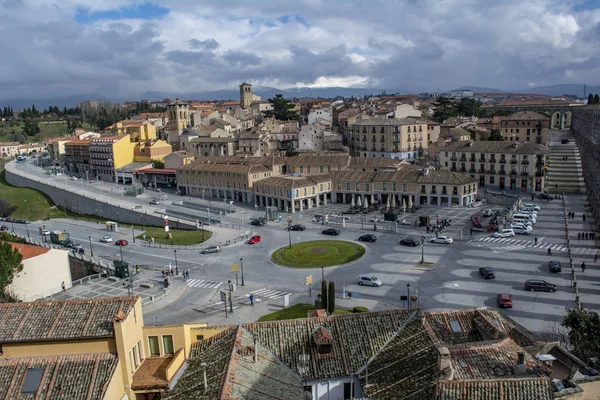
[89,236,94,257]
[240,258,245,286]
[174,249,178,276]
[131,225,135,243]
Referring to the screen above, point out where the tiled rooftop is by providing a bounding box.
[440,140,547,155]
[435,378,553,400]
[504,111,549,121]
[354,118,427,126]
[285,154,351,166]
[0,296,138,342]
[0,353,118,399]
[11,243,50,260]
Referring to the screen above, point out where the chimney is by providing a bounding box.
[254,337,258,363]
[437,346,451,372]
[514,352,527,375]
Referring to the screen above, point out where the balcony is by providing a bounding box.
[441,191,448,195]
[510,170,517,175]
[431,191,437,195]
[450,156,457,161]
[499,159,506,164]
[479,158,486,163]
[490,158,496,163]
[536,171,544,177]
[460,156,466,162]
[500,170,506,175]
[521,171,529,176]
[469,168,476,173]
[488,170,496,175]
[510,160,518,164]
[452,191,458,196]
[521,160,529,165]
[450,167,457,172]
[420,189,427,194]
[478,169,486,174]
[470,158,476,163]
[460,168,467,173]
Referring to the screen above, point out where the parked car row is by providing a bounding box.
[0,217,30,224]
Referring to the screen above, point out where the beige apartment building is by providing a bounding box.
[437,141,547,193]
[348,118,428,161]
[501,111,550,145]
[63,139,92,176]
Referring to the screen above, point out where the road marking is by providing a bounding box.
[187,279,223,289]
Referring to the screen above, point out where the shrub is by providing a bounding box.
[352,306,369,313]
[327,281,335,314]
[321,280,328,312]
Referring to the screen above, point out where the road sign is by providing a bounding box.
[305,275,313,285]
[230,263,240,273]
[220,290,228,303]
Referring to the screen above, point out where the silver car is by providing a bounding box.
[357,274,382,287]
[201,245,221,254]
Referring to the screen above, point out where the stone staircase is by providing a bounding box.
[545,130,585,194]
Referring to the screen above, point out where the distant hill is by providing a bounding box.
[512,84,599,98]
[0,95,110,111]
[453,86,502,93]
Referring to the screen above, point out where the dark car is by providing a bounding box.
[400,238,420,247]
[561,139,570,144]
[0,225,8,231]
[524,279,557,292]
[322,228,340,236]
[539,193,552,200]
[115,239,128,246]
[64,240,75,248]
[497,294,513,308]
[287,224,306,231]
[548,260,562,273]
[250,220,265,226]
[479,267,496,279]
[359,234,377,242]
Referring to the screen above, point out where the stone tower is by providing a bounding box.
[240,82,253,109]
[166,99,190,149]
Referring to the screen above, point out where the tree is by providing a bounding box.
[263,94,297,120]
[432,96,458,123]
[588,93,594,104]
[22,119,40,136]
[327,281,335,314]
[595,94,600,104]
[152,159,165,169]
[321,280,328,311]
[455,98,482,117]
[562,309,600,369]
[0,199,18,217]
[0,241,24,297]
[488,130,504,141]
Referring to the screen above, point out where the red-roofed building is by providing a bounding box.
[7,243,71,302]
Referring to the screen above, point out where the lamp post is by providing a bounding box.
[420,235,425,264]
[207,208,211,223]
[287,216,293,249]
[131,225,135,243]
[174,249,178,276]
[407,283,411,308]
[89,236,94,257]
[240,257,245,286]
[119,244,123,261]
[321,202,325,225]
[228,280,233,313]
[11,219,15,233]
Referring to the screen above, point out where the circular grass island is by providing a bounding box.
[271,240,365,268]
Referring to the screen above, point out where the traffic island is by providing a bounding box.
[411,261,440,270]
[271,240,365,268]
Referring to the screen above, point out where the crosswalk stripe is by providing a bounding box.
[187,279,223,289]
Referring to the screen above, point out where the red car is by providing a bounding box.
[247,235,261,244]
[497,294,513,308]
[0,225,8,231]
[115,239,128,246]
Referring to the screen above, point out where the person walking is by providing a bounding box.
[555,183,558,189]
[547,248,552,256]
[185,270,190,280]
[249,294,255,307]
[595,250,598,262]
[578,232,581,240]
[161,270,165,278]
[534,237,538,245]
[582,262,586,273]
[470,227,473,236]
[61,281,66,291]
[583,213,587,222]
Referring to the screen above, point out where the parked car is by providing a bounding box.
[358,234,377,242]
[72,242,82,249]
[524,279,557,292]
[479,267,496,279]
[250,220,265,226]
[201,245,221,254]
[539,193,553,200]
[149,198,160,205]
[0,225,8,231]
[115,239,128,246]
[42,229,50,236]
[70,176,78,181]
[522,204,541,211]
[430,236,453,244]
[287,224,306,231]
[64,240,75,248]
[483,209,493,217]
[497,294,513,308]
[513,226,532,235]
[561,139,570,144]
[400,238,421,247]
[494,229,515,238]
[100,235,113,243]
[322,228,340,236]
[247,235,262,244]
[549,260,562,273]
[357,274,382,287]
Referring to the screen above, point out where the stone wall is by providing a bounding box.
[5,166,195,230]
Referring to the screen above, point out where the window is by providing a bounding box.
[356,183,360,191]
[196,335,205,341]
[307,166,311,173]
[403,184,407,192]
[393,183,397,191]
[21,368,43,395]
[366,183,370,192]
[163,335,174,355]
[347,183,351,190]
[383,183,387,191]
[148,336,160,356]
[449,320,462,333]
[344,382,353,400]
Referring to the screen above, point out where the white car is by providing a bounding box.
[494,229,515,238]
[522,204,540,211]
[70,176,78,181]
[100,235,113,243]
[510,223,532,231]
[430,236,453,244]
[519,209,538,217]
[513,226,532,235]
[42,229,50,236]
[510,220,532,228]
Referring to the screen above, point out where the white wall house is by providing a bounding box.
[7,244,72,301]
[394,104,422,119]
[308,108,332,126]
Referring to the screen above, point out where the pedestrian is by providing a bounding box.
[151,236,155,244]
[249,294,254,307]
[578,232,581,240]
[591,232,595,240]
[595,251,598,262]
[186,270,190,280]
[582,262,586,273]
[169,268,173,276]
[470,227,473,236]
[534,237,538,245]
[555,183,558,189]
[531,194,534,201]
[583,214,587,222]
[161,270,165,278]
[61,281,65,291]
[547,248,552,256]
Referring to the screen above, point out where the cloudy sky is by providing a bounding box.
[1,0,599,100]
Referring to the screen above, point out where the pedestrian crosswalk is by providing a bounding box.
[186,279,223,289]
[249,288,291,300]
[469,237,597,254]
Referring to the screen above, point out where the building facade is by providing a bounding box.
[348,118,429,161]
[239,82,253,109]
[501,111,550,145]
[0,141,20,158]
[437,141,547,193]
[166,99,191,148]
[89,135,136,182]
[63,139,92,176]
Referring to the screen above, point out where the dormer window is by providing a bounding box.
[312,326,334,357]
[449,320,463,333]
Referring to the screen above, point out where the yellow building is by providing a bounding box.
[90,135,136,182]
[107,120,157,141]
[133,140,172,163]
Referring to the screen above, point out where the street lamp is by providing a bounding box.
[119,244,123,261]
[207,208,211,223]
[420,235,425,264]
[131,225,135,243]
[407,283,411,308]
[228,280,233,313]
[89,236,94,257]
[240,258,245,286]
[174,249,178,276]
[287,216,293,249]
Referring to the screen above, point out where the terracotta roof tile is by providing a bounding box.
[435,378,553,400]
[10,243,50,260]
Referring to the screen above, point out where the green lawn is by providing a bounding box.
[137,226,212,245]
[0,120,97,143]
[271,240,365,268]
[257,303,353,322]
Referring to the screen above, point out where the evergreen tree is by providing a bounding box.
[0,241,24,296]
[588,93,594,104]
[432,96,458,123]
[263,94,297,120]
[321,280,328,311]
[9,107,13,117]
[595,94,600,104]
[489,130,504,141]
[327,281,335,314]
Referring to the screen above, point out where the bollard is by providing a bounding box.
[573,281,577,288]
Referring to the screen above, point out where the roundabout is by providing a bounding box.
[271,240,365,268]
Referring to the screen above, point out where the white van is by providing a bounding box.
[513,213,536,224]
